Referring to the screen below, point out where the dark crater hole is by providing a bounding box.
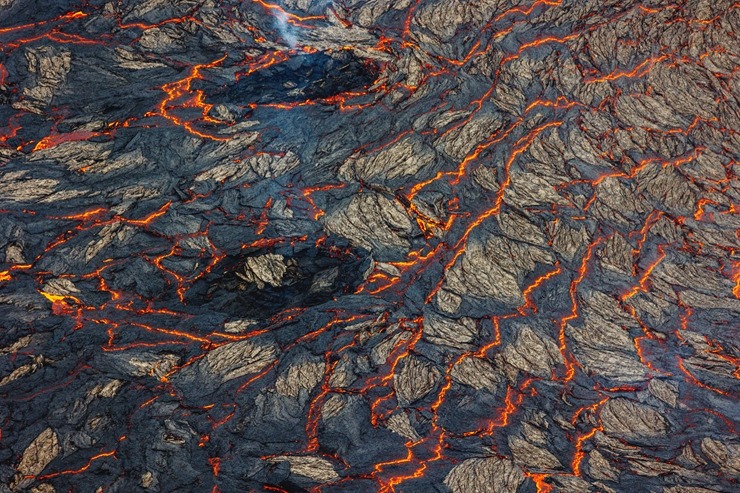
[200,50,380,106]
[187,238,371,318]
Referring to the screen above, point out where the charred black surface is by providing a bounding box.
[194,240,371,318]
[1,0,739,492]
[204,50,380,106]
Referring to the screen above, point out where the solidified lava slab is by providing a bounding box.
[0,1,739,493]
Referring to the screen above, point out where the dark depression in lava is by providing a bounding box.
[0,1,738,492]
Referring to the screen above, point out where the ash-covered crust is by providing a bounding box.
[0,0,738,492]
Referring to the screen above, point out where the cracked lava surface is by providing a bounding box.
[0,0,739,492]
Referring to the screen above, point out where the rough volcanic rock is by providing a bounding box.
[600,398,669,440]
[444,457,523,493]
[502,324,563,378]
[394,355,441,406]
[267,455,340,485]
[326,191,415,252]
[173,339,277,398]
[0,0,738,492]
[12,428,59,490]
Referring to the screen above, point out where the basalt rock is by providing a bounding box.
[0,1,738,492]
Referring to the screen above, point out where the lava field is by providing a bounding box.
[0,1,738,492]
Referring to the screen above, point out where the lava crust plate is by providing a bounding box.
[0,1,738,493]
